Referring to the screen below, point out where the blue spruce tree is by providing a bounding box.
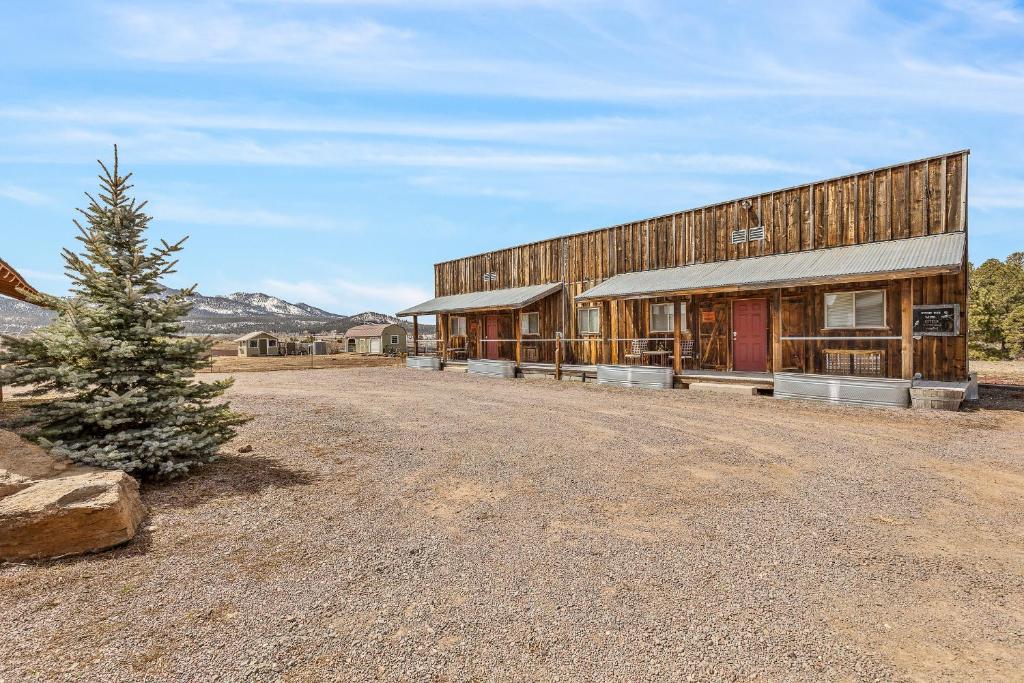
[0,148,247,477]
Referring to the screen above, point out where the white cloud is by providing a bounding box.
[148,197,354,232]
[0,103,635,144]
[111,8,411,64]
[0,184,52,206]
[263,277,430,313]
[972,180,1024,209]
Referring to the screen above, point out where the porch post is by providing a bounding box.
[771,290,783,374]
[609,300,620,364]
[673,300,682,374]
[602,300,612,364]
[440,314,448,362]
[412,316,419,356]
[901,279,914,379]
[514,309,522,367]
[554,331,563,380]
[477,316,483,359]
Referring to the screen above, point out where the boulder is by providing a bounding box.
[0,470,146,561]
[0,470,32,498]
[0,429,94,481]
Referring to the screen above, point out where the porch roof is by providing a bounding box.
[576,232,965,301]
[398,281,563,316]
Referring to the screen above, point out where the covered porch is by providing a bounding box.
[397,282,566,366]
[572,232,967,383]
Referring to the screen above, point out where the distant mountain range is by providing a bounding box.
[0,289,429,337]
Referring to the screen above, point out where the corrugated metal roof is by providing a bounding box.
[577,232,965,301]
[344,323,401,338]
[398,282,563,316]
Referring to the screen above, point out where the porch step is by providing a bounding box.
[679,373,774,390]
[686,382,760,396]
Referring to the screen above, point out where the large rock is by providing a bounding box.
[0,470,146,561]
[0,470,32,497]
[0,429,92,480]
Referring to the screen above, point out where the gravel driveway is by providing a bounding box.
[2,367,1022,681]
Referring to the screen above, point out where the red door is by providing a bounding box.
[485,315,500,359]
[732,299,767,372]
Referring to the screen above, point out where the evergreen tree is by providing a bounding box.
[968,253,1024,359]
[0,148,247,477]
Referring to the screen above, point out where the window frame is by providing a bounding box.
[449,316,467,337]
[577,307,601,336]
[390,334,400,345]
[823,289,887,330]
[649,303,674,333]
[521,311,540,336]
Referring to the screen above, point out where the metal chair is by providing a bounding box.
[678,340,695,369]
[624,339,647,365]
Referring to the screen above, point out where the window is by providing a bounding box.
[449,316,466,336]
[577,307,600,335]
[390,335,399,344]
[249,340,258,348]
[825,290,886,329]
[650,303,673,332]
[521,312,540,335]
[268,339,277,347]
[649,303,687,332]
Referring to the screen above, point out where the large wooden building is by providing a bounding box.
[399,151,969,386]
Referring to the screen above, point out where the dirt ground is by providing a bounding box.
[1,367,1022,681]
[973,359,1024,386]
[200,353,401,373]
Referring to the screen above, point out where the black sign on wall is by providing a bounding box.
[912,304,960,336]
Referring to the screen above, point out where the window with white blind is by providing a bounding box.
[449,316,466,336]
[824,290,886,329]
[521,311,540,335]
[650,303,673,332]
[649,303,687,332]
[577,307,600,335]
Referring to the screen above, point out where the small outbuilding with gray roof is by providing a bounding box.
[344,323,407,355]
[234,331,282,357]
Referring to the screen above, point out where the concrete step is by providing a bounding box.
[686,382,760,396]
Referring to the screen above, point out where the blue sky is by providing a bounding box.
[1,0,1022,315]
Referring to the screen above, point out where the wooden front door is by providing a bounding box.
[732,298,767,372]
[485,315,500,359]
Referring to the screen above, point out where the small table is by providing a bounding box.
[641,350,671,367]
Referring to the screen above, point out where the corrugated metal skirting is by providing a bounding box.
[407,356,441,371]
[596,365,674,390]
[467,359,517,378]
[773,373,911,408]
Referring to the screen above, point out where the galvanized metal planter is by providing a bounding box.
[596,364,674,390]
[406,356,441,371]
[467,359,517,379]
[773,372,911,408]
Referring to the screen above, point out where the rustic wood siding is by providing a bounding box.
[432,151,969,380]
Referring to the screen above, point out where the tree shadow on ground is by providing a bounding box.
[144,452,316,511]
[965,385,1024,413]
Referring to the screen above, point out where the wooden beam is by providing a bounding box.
[554,332,563,380]
[441,314,449,362]
[514,309,522,367]
[609,300,620,364]
[901,279,914,379]
[412,316,419,356]
[672,300,682,374]
[602,300,612,364]
[771,289,782,373]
